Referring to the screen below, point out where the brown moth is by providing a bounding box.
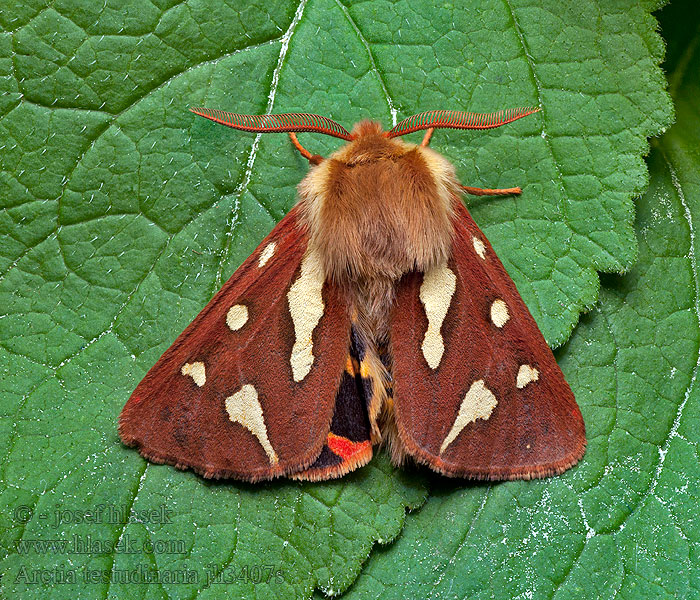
[119,108,586,482]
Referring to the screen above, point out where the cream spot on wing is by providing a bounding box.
[181,362,206,387]
[440,380,498,454]
[287,248,325,382]
[226,304,248,331]
[473,236,486,259]
[490,299,510,328]
[420,262,457,369]
[517,364,539,389]
[225,384,278,465]
[258,241,277,268]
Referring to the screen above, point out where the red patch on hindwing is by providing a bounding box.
[326,433,371,460]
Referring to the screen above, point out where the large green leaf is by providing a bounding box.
[336,3,700,598]
[0,0,672,598]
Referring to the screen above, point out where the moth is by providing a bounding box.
[119,107,586,482]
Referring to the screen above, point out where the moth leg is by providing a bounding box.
[422,127,523,196]
[288,132,323,165]
[459,183,522,196]
[291,325,373,481]
[423,130,521,195]
[422,128,521,195]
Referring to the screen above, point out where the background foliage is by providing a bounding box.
[2,0,696,598]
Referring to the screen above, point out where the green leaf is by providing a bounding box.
[335,4,700,598]
[0,0,672,598]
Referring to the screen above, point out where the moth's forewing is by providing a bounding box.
[119,207,353,481]
[391,201,585,480]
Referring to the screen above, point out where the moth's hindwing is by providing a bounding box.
[119,206,351,481]
[391,201,586,480]
[292,325,373,481]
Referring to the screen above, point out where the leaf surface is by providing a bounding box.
[0,0,673,598]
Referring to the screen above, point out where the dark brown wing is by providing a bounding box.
[390,201,585,480]
[119,206,352,481]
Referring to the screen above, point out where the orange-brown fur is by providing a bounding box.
[297,120,462,463]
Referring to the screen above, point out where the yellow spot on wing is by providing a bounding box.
[287,248,325,382]
[258,241,277,267]
[181,362,206,387]
[360,359,372,378]
[440,380,497,454]
[420,262,456,369]
[516,364,539,389]
[490,299,510,328]
[473,236,486,259]
[225,384,278,465]
[226,304,248,331]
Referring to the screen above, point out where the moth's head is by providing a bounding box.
[332,120,412,166]
[350,119,385,138]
